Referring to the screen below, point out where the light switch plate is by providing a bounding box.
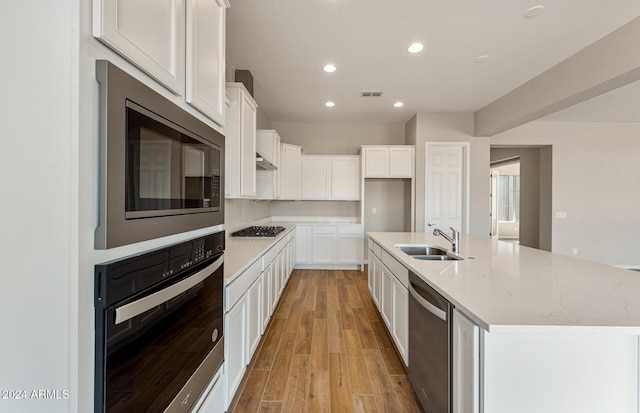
[555,211,567,219]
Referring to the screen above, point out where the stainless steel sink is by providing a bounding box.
[395,244,463,261]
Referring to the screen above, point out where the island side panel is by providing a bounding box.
[482,332,639,413]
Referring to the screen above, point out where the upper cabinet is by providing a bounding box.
[280,144,302,200]
[185,0,229,125]
[226,83,258,199]
[362,145,414,178]
[256,130,281,200]
[94,0,229,125]
[301,155,360,201]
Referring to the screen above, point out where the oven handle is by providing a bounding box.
[114,254,224,325]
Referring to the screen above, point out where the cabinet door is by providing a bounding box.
[337,234,360,264]
[372,255,382,309]
[389,146,414,178]
[186,0,227,125]
[392,275,408,365]
[278,248,287,295]
[239,91,257,197]
[225,295,246,407]
[261,264,272,333]
[302,156,331,200]
[94,0,185,94]
[312,226,337,264]
[296,225,312,264]
[271,257,280,311]
[332,156,360,200]
[368,250,375,293]
[224,92,237,198]
[380,265,393,329]
[281,144,302,200]
[256,130,281,200]
[363,147,389,177]
[453,309,480,413]
[246,275,262,363]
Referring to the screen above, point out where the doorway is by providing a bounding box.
[490,159,521,243]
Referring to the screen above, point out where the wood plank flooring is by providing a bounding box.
[229,269,421,413]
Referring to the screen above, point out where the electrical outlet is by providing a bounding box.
[572,248,578,255]
[372,208,377,214]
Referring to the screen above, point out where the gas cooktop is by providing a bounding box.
[231,225,285,237]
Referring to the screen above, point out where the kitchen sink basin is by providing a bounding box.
[395,244,463,261]
[412,255,461,261]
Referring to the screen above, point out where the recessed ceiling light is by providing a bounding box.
[407,43,424,54]
[394,102,404,108]
[325,101,335,107]
[323,64,336,73]
[475,55,490,63]
[524,5,544,18]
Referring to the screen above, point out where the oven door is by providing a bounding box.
[95,253,224,413]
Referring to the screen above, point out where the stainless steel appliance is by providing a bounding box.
[94,231,224,413]
[231,225,285,237]
[407,271,452,412]
[95,60,225,249]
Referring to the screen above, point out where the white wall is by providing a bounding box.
[0,2,78,412]
[492,122,640,267]
[411,113,491,237]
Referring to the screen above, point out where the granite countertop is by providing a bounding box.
[369,232,640,335]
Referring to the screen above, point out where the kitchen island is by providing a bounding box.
[368,231,640,413]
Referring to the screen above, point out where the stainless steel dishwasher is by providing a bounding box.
[407,271,452,413]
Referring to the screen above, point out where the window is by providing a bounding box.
[498,175,520,222]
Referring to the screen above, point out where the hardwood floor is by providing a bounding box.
[229,269,421,413]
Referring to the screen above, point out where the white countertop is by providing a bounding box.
[369,232,640,335]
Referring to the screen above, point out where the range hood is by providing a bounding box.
[256,153,277,170]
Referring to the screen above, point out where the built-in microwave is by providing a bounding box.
[95,60,224,249]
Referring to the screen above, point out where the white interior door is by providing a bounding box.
[426,144,463,233]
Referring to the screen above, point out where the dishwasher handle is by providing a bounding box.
[409,281,448,321]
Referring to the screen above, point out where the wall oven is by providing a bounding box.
[95,60,224,249]
[94,231,224,412]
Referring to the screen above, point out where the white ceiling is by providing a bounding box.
[226,0,640,125]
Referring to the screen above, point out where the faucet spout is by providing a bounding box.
[432,227,459,253]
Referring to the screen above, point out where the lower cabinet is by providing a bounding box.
[223,229,297,408]
[296,224,362,268]
[453,309,480,413]
[369,239,408,366]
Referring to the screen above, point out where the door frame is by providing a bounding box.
[424,142,470,233]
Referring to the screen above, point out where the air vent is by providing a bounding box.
[361,91,384,97]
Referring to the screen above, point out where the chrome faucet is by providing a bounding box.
[430,224,459,253]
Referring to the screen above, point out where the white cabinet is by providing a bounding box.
[194,366,224,413]
[312,226,337,264]
[301,155,360,201]
[332,156,360,200]
[296,225,313,264]
[302,156,332,200]
[453,309,480,413]
[261,262,272,333]
[246,275,262,363]
[93,0,185,94]
[280,144,302,200]
[186,0,228,125]
[225,294,246,407]
[337,225,361,264]
[391,273,408,363]
[225,83,257,198]
[362,145,414,178]
[256,130,281,200]
[372,241,409,366]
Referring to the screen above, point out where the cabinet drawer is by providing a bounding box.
[338,225,362,235]
[373,242,382,259]
[262,245,278,270]
[312,225,337,235]
[368,239,373,251]
[381,250,408,288]
[277,237,287,251]
[226,258,261,310]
